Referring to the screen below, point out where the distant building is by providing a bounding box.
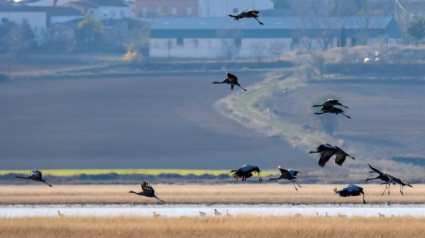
[149,17,402,59]
[64,0,131,20]
[19,0,74,7]
[198,0,274,17]
[135,0,198,18]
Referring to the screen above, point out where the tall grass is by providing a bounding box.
[0,184,423,205]
[1,216,424,238]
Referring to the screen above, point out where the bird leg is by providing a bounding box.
[292,181,298,191]
[341,113,351,119]
[254,17,264,25]
[362,193,366,204]
[400,185,404,196]
[312,105,322,108]
[154,196,166,203]
[314,112,325,115]
[237,85,247,91]
[294,180,302,188]
[381,183,389,196]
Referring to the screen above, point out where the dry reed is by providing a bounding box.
[0,216,424,238]
[0,184,424,205]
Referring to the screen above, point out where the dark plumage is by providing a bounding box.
[312,99,348,108]
[16,170,52,187]
[129,181,165,203]
[268,166,301,191]
[334,184,366,204]
[309,144,355,167]
[314,106,351,119]
[386,176,412,196]
[213,72,247,91]
[228,9,264,25]
[365,164,394,196]
[230,164,263,182]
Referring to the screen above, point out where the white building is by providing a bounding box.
[149,17,402,59]
[198,0,274,17]
[86,0,131,20]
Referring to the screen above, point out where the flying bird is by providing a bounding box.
[129,181,165,203]
[268,166,302,191]
[16,170,52,187]
[309,144,355,167]
[213,72,247,91]
[230,164,263,182]
[334,184,366,204]
[386,176,412,196]
[365,164,394,196]
[312,99,348,108]
[314,106,351,119]
[228,9,264,25]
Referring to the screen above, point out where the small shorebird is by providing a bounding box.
[214,209,221,216]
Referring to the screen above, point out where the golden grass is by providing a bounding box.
[1,216,424,238]
[0,184,424,205]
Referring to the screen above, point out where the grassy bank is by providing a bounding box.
[1,216,424,238]
[0,184,423,205]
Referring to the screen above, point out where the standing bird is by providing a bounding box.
[199,211,207,217]
[365,164,394,196]
[387,176,412,196]
[230,164,263,182]
[57,211,65,217]
[334,184,366,204]
[16,170,52,187]
[214,209,222,216]
[129,181,165,203]
[228,9,264,25]
[268,166,302,191]
[314,106,351,119]
[312,99,349,108]
[213,72,247,91]
[309,144,355,167]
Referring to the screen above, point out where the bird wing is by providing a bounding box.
[141,182,155,194]
[32,170,42,178]
[318,150,335,167]
[368,164,384,175]
[334,155,347,166]
[226,72,237,82]
[289,170,300,177]
[345,184,361,192]
[245,9,259,14]
[334,146,348,155]
[239,164,257,172]
[278,168,290,176]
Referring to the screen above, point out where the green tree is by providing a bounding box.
[407,18,425,47]
[272,0,290,9]
[76,13,103,45]
[0,20,35,53]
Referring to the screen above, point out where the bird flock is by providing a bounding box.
[14,10,413,206]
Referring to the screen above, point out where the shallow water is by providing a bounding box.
[1,204,425,218]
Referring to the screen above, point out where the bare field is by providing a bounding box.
[1,216,424,238]
[0,184,423,205]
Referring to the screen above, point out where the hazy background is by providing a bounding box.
[0,0,425,180]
